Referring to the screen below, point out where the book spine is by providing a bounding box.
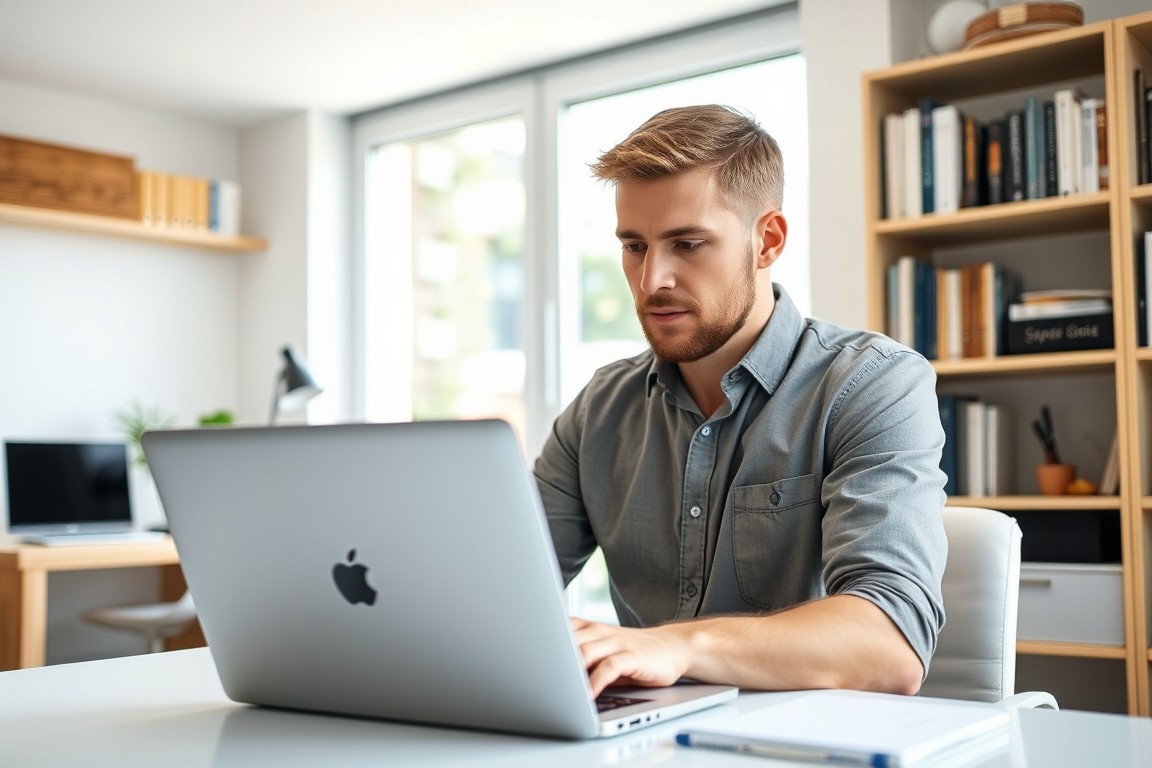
[1043,100,1058,196]
[919,99,941,214]
[986,118,1004,205]
[1081,98,1099,194]
[932,104,960,215]
[883,113,905,219]
[1006,110,1025,202]
[960,114,983,208]
[1055,88,1080,195]
[938,394,960,496]
[1024,96,1042,199]
[903,107,922,217]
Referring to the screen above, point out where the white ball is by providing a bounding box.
[927,0,989,54]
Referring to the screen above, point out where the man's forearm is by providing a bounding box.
[662,594,924,694]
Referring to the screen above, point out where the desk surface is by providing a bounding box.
[1,648,1151,767]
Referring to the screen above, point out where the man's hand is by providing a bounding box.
[570,617,692,698]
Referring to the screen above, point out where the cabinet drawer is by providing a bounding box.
[1017,563,1123,645]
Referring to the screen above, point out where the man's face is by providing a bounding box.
[615,168,759,364]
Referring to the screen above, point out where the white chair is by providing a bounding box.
[920,506,1059,709]
[82,590,198,654]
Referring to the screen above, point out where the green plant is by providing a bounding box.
[114,400,175,469]
[198,409,235,426]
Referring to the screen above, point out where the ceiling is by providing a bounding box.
[0,0,780,126]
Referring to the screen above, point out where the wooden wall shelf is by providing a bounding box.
[0,202,267,253]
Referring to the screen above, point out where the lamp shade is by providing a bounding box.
[270,344,323,423]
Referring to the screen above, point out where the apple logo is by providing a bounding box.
[332,548,377,606]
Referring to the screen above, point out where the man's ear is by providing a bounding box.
[754,209,788,270]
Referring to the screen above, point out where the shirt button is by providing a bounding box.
[686,584,698,597]
[701,426,712,437]
[689,505,702,518]
[770,490,782,506]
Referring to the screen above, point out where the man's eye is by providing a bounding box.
[622,242,646,254]
[675,240,705,252]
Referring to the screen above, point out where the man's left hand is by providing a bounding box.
[570,617,690,698]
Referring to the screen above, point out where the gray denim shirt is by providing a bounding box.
[533,285,947,672]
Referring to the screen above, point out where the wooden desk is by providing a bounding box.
[0,537,203,670]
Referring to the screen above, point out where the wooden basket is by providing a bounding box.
[963,2,1084,51]
[0,134,138,219]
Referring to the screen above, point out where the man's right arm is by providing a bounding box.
[533,395,598,586]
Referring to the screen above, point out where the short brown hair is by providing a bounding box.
[590,104,784,220]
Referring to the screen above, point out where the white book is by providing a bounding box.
[210,179,241,236]
[676,690,1010,767]
[931,104,962,215]
[984,404,1013,496]
[961,399,987,496]
[1081,97,1099,194]
[943,268,963,360]
[884,112,906,219]
[1008,299,1112,320]
[903,107,922,218]
[897,255,916,348]
[1054,88,1084,196]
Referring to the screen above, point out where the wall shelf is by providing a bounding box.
[0,202,267,253]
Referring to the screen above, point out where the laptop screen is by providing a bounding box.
[4,440,133,535]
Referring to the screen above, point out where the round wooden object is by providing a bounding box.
[963,2,1084,51]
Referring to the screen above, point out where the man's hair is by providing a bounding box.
[590,104,784,221]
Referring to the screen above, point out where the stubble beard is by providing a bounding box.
[637,250,758,364]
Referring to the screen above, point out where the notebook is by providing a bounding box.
[675,689,1011,766]
[141,419,736,740]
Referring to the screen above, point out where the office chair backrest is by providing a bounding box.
[920,506,1021,703]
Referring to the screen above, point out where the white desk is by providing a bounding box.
[1,648,1151,767]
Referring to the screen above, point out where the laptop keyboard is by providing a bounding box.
[595,693,652,713]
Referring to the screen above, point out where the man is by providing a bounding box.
[533,105,947,699]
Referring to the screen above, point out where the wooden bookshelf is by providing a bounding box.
[0,201,266,253]
[864,12,1152,715]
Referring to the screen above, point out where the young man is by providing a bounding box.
[533,105,947,698]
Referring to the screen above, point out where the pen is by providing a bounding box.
[676,731,893,767]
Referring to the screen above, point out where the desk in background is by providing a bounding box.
[1,648,1151,767]
[0,537,204,670]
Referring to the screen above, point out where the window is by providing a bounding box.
[353,7,805,619]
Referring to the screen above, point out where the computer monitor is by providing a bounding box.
[4,440,134,536]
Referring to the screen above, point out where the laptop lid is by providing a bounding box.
[142,420,735,740]
[4,440,134,536]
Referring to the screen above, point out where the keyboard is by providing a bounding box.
[595,693,652,713]
[20,531,169,547]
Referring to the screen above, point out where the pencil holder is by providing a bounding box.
[1036,463,1076,495]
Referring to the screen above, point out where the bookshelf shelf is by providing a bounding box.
[0,202,267,253]
[865,11,1152,715]
[1017,640,1127,660]
[947,495,1120,511]
[932,350,1115,377]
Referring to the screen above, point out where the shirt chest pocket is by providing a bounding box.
[731,473,824,610]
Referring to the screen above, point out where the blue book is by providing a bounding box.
[1024,97,1046,198]
[919,99,942,214]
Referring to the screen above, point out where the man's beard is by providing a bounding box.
[637,250,757,364]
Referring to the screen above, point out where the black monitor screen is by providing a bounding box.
[4,441,132,533]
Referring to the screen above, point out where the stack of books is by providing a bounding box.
[1004,289,1113,355]
[938,395,1013,497]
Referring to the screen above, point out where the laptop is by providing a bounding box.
[141,419,737,740]
[3,439,166,546]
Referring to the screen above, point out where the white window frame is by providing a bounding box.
[350,6,802,459]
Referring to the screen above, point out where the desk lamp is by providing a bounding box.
[269,344,323,424]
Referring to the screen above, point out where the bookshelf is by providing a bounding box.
[0,201,266,253]
[863,12,1152,715]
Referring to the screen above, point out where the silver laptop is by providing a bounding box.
[142,419,736,739]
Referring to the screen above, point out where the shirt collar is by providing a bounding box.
[644,283,807,398]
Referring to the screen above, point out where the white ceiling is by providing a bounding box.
[0,0,780,126]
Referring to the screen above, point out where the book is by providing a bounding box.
[938,393,976,496]
[883,112,906,219]
[1019,288,1112,303]
[1099,431,1120,496]
[1138,70,1149,185]
[1024,96,1045,199]
[919,99,942,214]
[903,106,923,218]
[1005,109,1025,202]
[1005,312,1114,354]
[984,403,1013,496]
[985,118,1005,205]
[1044,99,1058,196]
[960,113,983,209]
[675,690,1010,767]
[1096,101,1109,191]
[960,399,986,495]
[1138,233,1149,346]
[1081,98,1099,194]
[1055,87,1085,195]
[1008,298,1112,321]
[210,179,241,236]
[931,103,962,214]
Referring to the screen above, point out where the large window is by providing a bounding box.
[353,8,805,618]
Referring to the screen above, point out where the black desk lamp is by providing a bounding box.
[269,344,323,424]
